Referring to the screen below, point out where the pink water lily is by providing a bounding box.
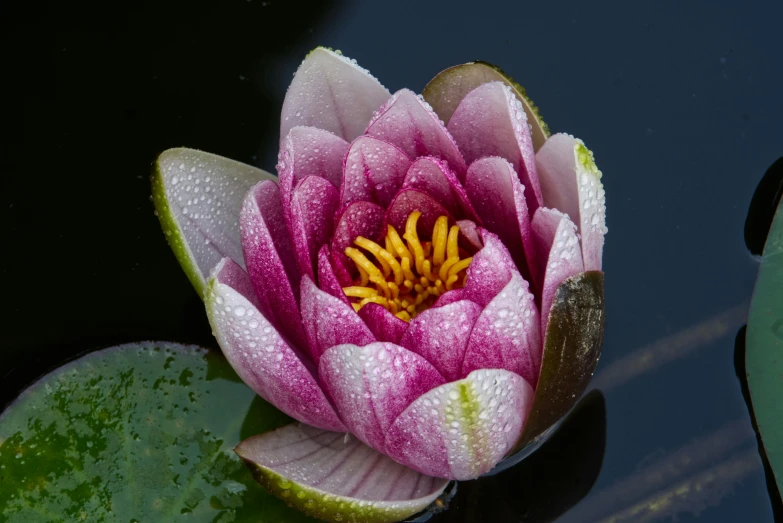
[153,48,606,523]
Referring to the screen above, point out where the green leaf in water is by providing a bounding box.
[0,342,317,522]
[747,199,783,498]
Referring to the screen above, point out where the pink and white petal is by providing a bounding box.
[152,148,275,296]
[319,342,445,452]
[535,133,607,271]
[317,245,350,305]
[534,208,585,335]
[529,207,566,293]
[240,181,308,350]
[448,82,543,212]
[400,300,482,382]
[462,230,518,308]
[365,89,467,179]
[289,175,340,279]
[358,303,409,344]
[300,275,376,362]
[235,424,448,523]
[462,273,542,388]
[331,201,387,280]
[457,219,483,252]
[465,158,535,278]
[402,157,479,221]
[340,136,411,210]
[385,189,454,239]
[384,369,534,480]
[206,259,345,432]
[432,288,466,308]
[281,47,391,143]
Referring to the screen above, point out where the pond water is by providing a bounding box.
[2,0,782,521]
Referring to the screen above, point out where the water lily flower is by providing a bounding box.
[152,48,606,523]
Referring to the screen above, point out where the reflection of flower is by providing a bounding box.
[155,47,607,521]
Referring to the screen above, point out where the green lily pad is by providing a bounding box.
[746,200,783,497]
[0,342,316,523]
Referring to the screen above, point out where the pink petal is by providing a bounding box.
[384,369,534,480]
[235,424,448,523]
[462,272,542,387]
[300,275,375,362]
[432,288,466,308]
[465,157,535,280]
[358,303,408,344]
[400,300,482,381]
[281,48,391,143]
[317,245,350,305]
[319,342,445,452]
[206,259,345,431]
[289,175,340,279]
[385,188,454,239]
[462,230,518,308]
[402,157,480,222]
[340,136,411,210]
[365,89,467,179]
[448,82,543,212]
[331,200,387,280]
[457,219,483,252]
[535,133,607,271]
[532,207,585,335]
[240,181,308,350]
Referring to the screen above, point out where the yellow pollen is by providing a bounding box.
[343,211,474,321]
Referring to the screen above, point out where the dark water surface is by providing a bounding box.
[2,0,782,521]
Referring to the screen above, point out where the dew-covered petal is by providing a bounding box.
[457,219,483,252]
[331,201,387,280]
[402,157,479,221]
[535,134,607,271]
[358,303,408,344]
[240,181,308,350]
[317,245,350,305]
[205,259,345,431]
[340,136,411,210]
[465,157,535,279]
[532,208,584,335]
[152,148,275,295]
[289,176,340,279]
[300,275,376,362]
[421,61,550,151]
[462,273,542,387]
[462,230,518,308]
[433,288,466,308]
[385,369,534,480]
[385,189,454,239]
[235,424,449,523]
[365,89,467,179]
[448,82,543,212]
[281,47,391,143]
[319,343,445,452]
[400,300,482,382]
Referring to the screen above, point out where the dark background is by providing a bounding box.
[2,0,782,521]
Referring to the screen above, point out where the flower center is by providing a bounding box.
[343,211,473,322]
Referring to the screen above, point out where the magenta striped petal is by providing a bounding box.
[385,189,454,239]
[240,181,308,350]
[365,89,467,179]
[205,259,345,432]
[402,157,479,222]
[281,47,391,143]
[384,369,534,480]
[462,272,542,387]
[462,230,518,308]
[532,207,585,335]
[289,175,340,280]
[535,133,607,271]
[331,200,387,281]
[235,424,448,523]
[300,275,375,362]
[400,300,482,381]
[447,81,542,212]
[319,342,445,452]
[340,136,411,210]
[317,245,350,305]
[358,303,408,344]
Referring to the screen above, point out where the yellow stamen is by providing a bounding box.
[343,211,475,321]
